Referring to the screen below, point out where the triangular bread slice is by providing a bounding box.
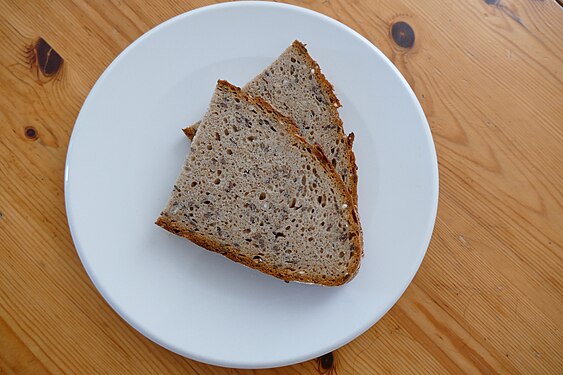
[157,80,362,286]
[184,41,358,204]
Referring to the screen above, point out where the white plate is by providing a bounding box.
[65,1,438,369]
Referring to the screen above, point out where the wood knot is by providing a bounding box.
[391,22,415,49]
[25,37,63,80]
[316,352,336,373]
[24,126,38,140]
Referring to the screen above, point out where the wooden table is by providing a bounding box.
[1,0,561,373]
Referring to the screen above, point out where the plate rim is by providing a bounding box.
[64,0,439,369]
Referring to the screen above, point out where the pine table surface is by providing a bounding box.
[1,0,561,374]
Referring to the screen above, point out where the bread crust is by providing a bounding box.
[182,125,197,140]
[158,80,363,286]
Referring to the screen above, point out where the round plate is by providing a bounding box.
[65,1,438,369]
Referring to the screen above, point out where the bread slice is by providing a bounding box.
[184,41,358,204]
[157,80,362,286]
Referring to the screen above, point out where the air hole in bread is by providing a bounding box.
[273,232,285,239]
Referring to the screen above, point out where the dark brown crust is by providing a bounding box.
[291,41,341,107]
[347,132,359,206]
[291,40,359,205]
[183,126,196,141]
[158,80,363,286]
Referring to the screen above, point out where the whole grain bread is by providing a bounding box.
[184,41,358,204]
[157,80,362,286]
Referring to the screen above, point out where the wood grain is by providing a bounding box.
[1,0,561,373]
